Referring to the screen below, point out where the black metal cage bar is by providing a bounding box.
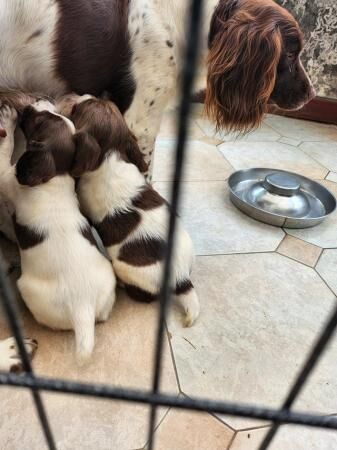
[0,1,336,449]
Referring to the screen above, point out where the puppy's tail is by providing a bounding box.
[73,308,95,363]
[175,280,200,328]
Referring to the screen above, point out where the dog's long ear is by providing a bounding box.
[206,3,282,133]
[124,135,148,174]
[16,150,56,186]
[71,132,101,177]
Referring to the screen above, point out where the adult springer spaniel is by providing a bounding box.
[0,0,314,166]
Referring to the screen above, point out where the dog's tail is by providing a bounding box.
[175,279,200,327]
[73,307,95,363]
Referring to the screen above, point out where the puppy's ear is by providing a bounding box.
[16,150,56,186]
[71,132,101,177]
[125,136,148,173]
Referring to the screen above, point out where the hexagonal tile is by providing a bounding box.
[0,290,178,449]
[153,139,233,182]
[195,117,280,142]
[231,426,337,450]
[218,141,328,180]
[150,408,234,450]
[316,249,337,296]
[287,180,337,248]
[154,182,284,255]
[168,253,337,429]
[299,141,337,173]
[264,115,337,142]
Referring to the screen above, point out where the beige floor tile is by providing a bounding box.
[264,115,337,142]
[158,108,205,141]
[153,139,233,182]
[326,172,337,183]
[167,254,337,429]
[154,182,284,255]
[195,118,280,142]
[151,409,234,450]
[299,141,337,172]
[316,249,337,296]
[218,142,328,180]
[278,136,302,147]
[287,180,337,248]
[0,387,159,450]
[0,289,178,449]
[277,236,322,267]
[231,426,337,450]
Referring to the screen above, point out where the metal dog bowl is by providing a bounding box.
[228,168,336,228]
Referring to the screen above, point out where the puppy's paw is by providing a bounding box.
[0,337,38,373]
[0,104,18,137]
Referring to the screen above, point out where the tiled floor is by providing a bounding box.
[1,105,337,449]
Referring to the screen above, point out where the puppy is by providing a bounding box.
[67,95,199,327]
[0,101,116,361]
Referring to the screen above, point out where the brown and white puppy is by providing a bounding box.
[68,96,200,327]
[0,101,116,361]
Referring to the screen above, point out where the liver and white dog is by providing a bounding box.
[67,95,200,327]
[0,0,314,163]
[0,102,116,362]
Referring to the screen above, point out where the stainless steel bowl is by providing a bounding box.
[228,168,336,228]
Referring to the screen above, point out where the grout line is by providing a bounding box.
[226,431,238,450]
[236,424,272,433]
[165,322,182,393]
[314,268,337,299]
[275,234,287,252]
[181,392,236,432]
[314,247,325,268]
[297,145,331,175]
[196,250,276,258]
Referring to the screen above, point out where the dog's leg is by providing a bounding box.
[0,337,38,373]
[125,17,176,179]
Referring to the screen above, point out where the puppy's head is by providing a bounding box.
[69,96,147,177]
[17,101,76,187]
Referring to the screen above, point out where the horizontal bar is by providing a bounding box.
[1,372,337,430]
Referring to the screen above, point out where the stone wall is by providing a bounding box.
[276,0,337,99]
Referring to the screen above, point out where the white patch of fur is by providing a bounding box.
[0,337,38,372]
[0,0,67,96]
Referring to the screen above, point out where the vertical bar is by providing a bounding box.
[259,303,337,450]
[0,255,56,450]
[147,1,204,448]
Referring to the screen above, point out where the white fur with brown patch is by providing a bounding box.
[0,102,116,362]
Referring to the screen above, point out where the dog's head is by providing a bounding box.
[68,96,147,177]
[17,101,76,186]
[206,0,315,133]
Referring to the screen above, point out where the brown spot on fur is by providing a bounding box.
[26,29,44,44]
[95,210,141,247]
[125,284,157,303]
[176,279,193,295]
[80,223,99,250]
[118,237,166,266]
[13,215,46,250]
[55,0,135,113]
[131,185,165,210]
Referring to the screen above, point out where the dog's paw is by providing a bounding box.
[0,104,18,136]
[0,337,38,373]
